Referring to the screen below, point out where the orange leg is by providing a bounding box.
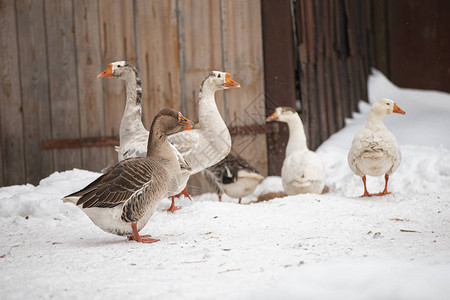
[127,223,159,243]
[374,174,391,196]
[165,187,192,213]
[360,175,370,197]
[180,187,192,201]
[165,196,182,213]
[218,194,222,202]
[238,197,242,204]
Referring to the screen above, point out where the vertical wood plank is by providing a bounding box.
[315,1,329,144]
[306,63,320,149]
[223,0,267,175]
[177,0,223,122]
[329,0,344,129]
[0,130,3,186]
[74,0,107,172]
[322,0,337,135]
[297,0,311,147]
[316,58,329,143]
[135,0,180,125]
[389,0,450,93]
[0,0,26,186]
[45,0,82,171]
[15,0,54,185]
[263,0,297,175]
[370,0,389,77]
[99,0,136,164]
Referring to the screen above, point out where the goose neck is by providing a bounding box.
[197,84,231,158]
[285,115,308,156]
[123,71,142,107]
[120,72,146,142]
[198,85,221,123]
[147,122,169,155]
[366,110,387,130]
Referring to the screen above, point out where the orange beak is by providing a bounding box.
[97,64,113,78]
[183,124,193,131]
[178,112,194,126]
[266,110,278,122]
[393,103,406,115]
[224,73,240,88]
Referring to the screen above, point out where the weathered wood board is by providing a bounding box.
[0,0,26,185]
[16,0,54,183]
[74,0,107,172]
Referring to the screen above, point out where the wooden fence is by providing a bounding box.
[1,0,376,188]
[0,0,266,187]
[263,0,371,175]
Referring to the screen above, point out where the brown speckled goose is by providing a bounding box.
[97,61,191,213]
[62,108,193,243]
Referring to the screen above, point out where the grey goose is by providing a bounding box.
[62,108,193,243]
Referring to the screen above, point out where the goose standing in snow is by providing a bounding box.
[169,71,240,172]
[62,108,193,243]
[203,152,264,204]
[97,61,190,212]
[348,98,405,197]
[163,71,239,205]
[266,107,326,195]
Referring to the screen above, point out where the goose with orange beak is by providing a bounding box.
[62,109,193,243]
[167,71,240,210]
[266,107,326,195]
[348,98,406,197]
[97,61,193,213]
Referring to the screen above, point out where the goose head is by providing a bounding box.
[201,71,240,91]
[266,107,298,123]
[153,108,194,136]
[97,61,135,79]
[371,98,406,117]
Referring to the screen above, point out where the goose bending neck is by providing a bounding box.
[147,122,168,155]
[366,110,387,130]
[120,71,146,144]
[198,86,218,119]
[285,115,308,156]
[197,82,231,163]
[199,85,229,136]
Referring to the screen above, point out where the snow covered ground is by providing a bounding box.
[1,70,450,299]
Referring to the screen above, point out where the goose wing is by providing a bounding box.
[207,152,259,179]
[348,128,400,175]
[201,168,224,194]
[348,128,372,175]
[65,158,158,209]
[118,133,149,160]
[168,129,201,160]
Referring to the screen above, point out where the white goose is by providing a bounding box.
[348,98,405,197]
[97,61,190,212]
[166,71,240,198]
[169,71,240,173]
[62,109,193,243]
[266,107,326,195]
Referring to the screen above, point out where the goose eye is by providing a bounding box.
[218,74,221,78]
[117,65,122,68]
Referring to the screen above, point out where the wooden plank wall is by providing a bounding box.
[0,0,266,187]
[261,0,371,174]
[372,0,450,93]
[1,0,26,186]
[261,0,297,176]
[293,0,370,150]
